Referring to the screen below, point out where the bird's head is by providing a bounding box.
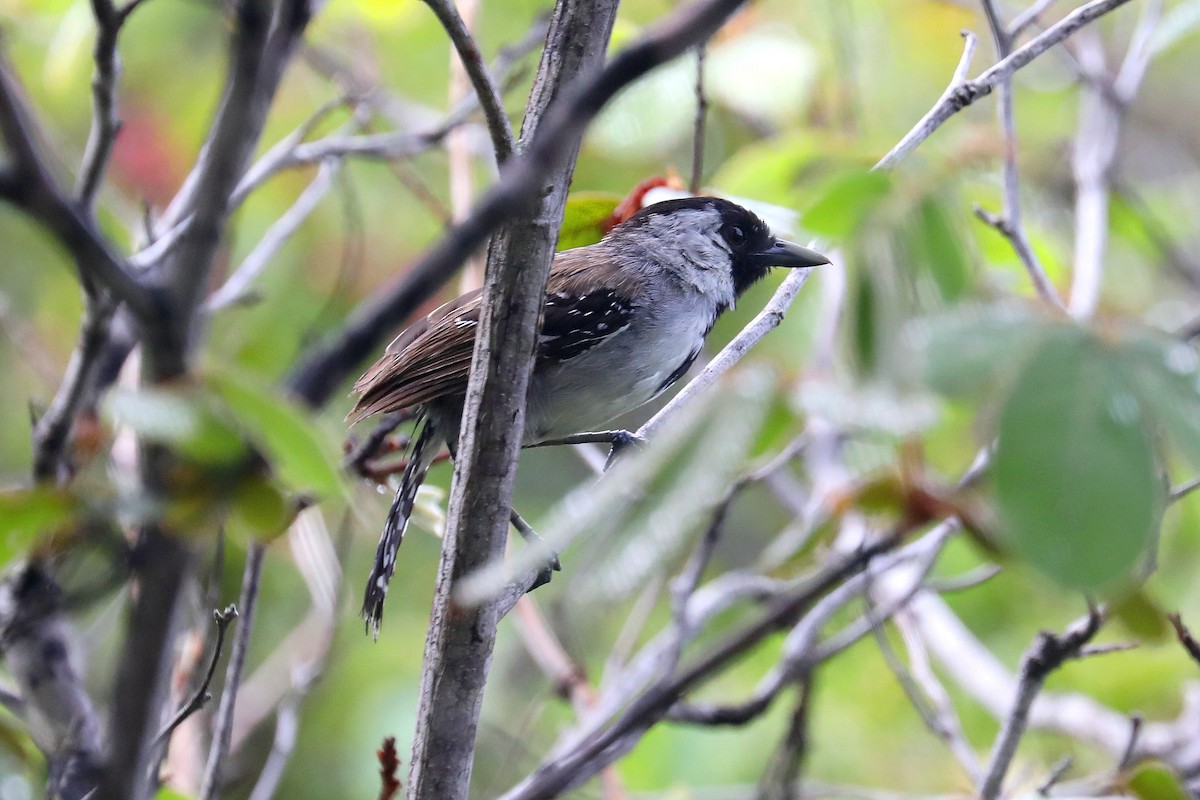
[608,196,829,306]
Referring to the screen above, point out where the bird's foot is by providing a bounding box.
[510,508,562,575]
[604,429,645,470]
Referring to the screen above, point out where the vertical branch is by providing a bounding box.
[755,680,814,800]
[404,3,621,797]
[976,2,1064,310]
[1067,0,1160,319]
[445,0,485,293]
[199,543,266,800]
[978,609,1103,800]
[689,41,708,194]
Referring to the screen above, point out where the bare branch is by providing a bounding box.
[422,0,515,163]
[31,296,118,482]
[0,51,154,320]
[0,564,103,800]
[154,605,239,750]
[976,0,1066,310]
[1009,0,1061,39]
[77,0,147,210]
[690,42,708,194]
[873,0,1138,171]
[1168,613,1200,669]
[199,544,266,800]
[978,608,1105,799]
[403,1,621,796]
[1068,0,1160,319]
[755,680,813,800]
[206,157,340,312]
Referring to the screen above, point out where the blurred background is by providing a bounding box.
[2,0,1200,797]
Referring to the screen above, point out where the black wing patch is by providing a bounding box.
[656,346,701,395]
[539,290,634,362]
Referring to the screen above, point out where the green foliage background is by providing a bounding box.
[3,0,1200,797]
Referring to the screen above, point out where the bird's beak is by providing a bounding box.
[751,238,830,269]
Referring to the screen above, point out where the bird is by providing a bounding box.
[349,196,829,631]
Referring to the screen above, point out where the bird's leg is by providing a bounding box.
[527,429,646,470]
[527,429,646,449]
[509,508,560,590]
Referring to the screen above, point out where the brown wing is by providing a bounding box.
[348,289,483,422]
[348,247,646,423]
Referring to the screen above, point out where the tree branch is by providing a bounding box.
[873,0,1138,171]
[978,607,1105,800]
[286,0,757,409]
[422,0,515,163]
[403,1,621,796]
[974,1,1066,310]
[0,51,155,321]
[199,543,266,800]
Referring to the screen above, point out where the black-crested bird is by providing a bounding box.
[350,196,828,631]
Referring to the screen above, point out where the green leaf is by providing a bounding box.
[208,370,342,498]
[227,475,293,542]
[1116,329,1200,470]
[912,195,971,301]
[104,386,246,465]
[1129,761,1190,800]
[558,192,621,251]
[995,329,1161,590]
[0,487,76,562]
[800,169,892,241]
[902,303,1049,398]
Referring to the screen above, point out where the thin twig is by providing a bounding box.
[978,607,1105,800]
[873,0,1138,171]
[1168,613,1200,668]
[0,49,154,321]
[976,0,1065,310]
[77,0,141,211]
[206,157,341,311]
[422,0,515,163]
[199,543,266,800]
[755,679,813,800]
[1036,755,1073,795]
[1067,0,1159,320]
[154,605,239,749]
[1010,0,1061,39]
[689,41,708,194]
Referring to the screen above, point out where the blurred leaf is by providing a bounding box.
[1111,588,1170,643]
[208,370,342,498]
[706,28,817,123]
[902,303,1050,398]
[853,273,878,373]
[103,387,246,465]
[1116,329,1200,470]
[1129,761,1190,800]
[154,789,193,800]
[995,329,1161,590]
[912,195,972,301]
[558,192,621,251]
[710,133,820,202]
[227,474,292,542]
[796,379,938,437]
[801,169,891,241]
[0,487,76,559]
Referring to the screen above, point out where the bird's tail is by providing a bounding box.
[363,416,439,637]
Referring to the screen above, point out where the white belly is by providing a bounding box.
[524,296,716,442]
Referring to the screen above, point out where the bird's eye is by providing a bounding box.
[724,225,747,248]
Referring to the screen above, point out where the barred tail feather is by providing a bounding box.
[363,418,439,637]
